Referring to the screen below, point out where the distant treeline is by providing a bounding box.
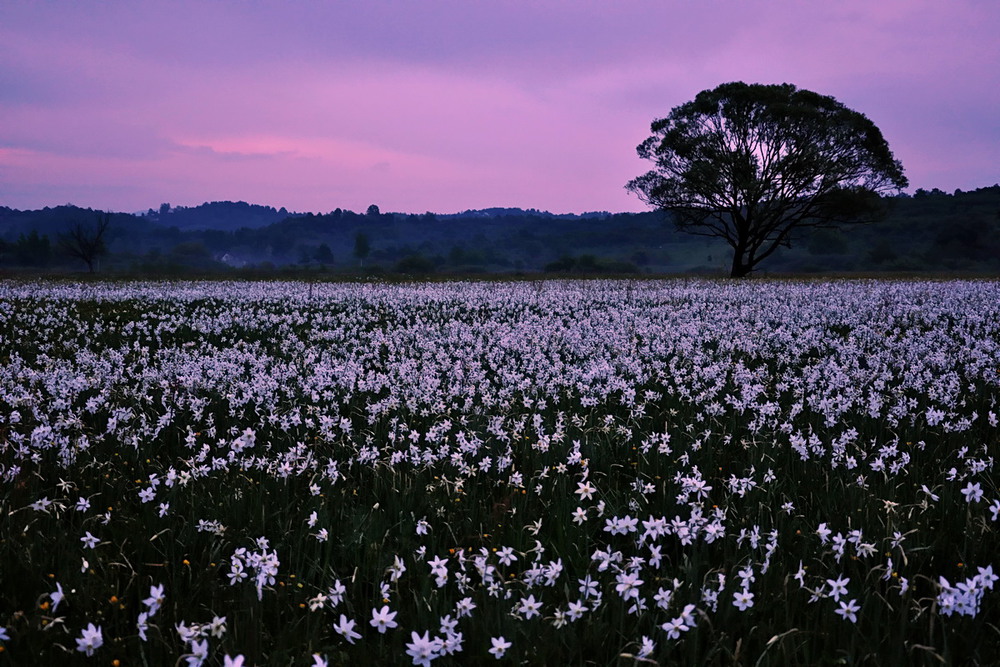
[1,185,998,276]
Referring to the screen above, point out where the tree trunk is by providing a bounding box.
[729,250,752,278]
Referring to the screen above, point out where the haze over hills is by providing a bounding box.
[1,185,998,275]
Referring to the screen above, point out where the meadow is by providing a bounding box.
[0,278,998,665]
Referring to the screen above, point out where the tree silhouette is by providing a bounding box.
[59,212,111,273]
[627,82,907,277]
[314,243,334,265]
[354,232,371,268]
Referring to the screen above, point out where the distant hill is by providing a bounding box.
[140,201,293,231]
[1,185,998,275]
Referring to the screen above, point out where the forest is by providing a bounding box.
[0,185,997,276]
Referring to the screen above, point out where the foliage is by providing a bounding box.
[57,212,111,273]
[394,253,437,274]
[543,254,639,274]
[10,231,52,267]
[2,187,999,275]
[627,82,909,277]
[354,232,371,267]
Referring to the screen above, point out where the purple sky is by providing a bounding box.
[1,1,997,214]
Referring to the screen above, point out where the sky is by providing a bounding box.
[1,1,997,215]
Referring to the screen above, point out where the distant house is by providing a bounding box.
[218,253,247,268]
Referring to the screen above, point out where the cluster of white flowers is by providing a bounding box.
[938,566,998,618]
[227,538,280,601]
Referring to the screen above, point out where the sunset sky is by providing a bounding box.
[1,1,997,214]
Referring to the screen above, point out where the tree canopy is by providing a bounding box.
[627,82,908,277]
[58,211,111,273]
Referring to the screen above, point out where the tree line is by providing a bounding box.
[2,186,998,276]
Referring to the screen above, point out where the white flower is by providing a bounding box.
[388,554,406,581]
[793,561,806,586]
[405,630,438,666]
[497,546,517,566]
[455,596,476,618]
[733,588,754,611]
[661,616,687,640]
[30,497,53,513]
[615,571,643,601]
[333,614,361,644]
[637,635,655,659]
[186,638,208,667]
[653,586,673,610]
[75,622,104,656]
[208,615,227,638]
[517,594,542,619]
[977,565,999,590]
[370,605,398,634]
[857,542,878,558]
[176,621,199,643]
[227,560,247,586]
[678,604,696,626]
[962,481,984,503]
[575,480,597,500]
[51,582,65,612]
[439,615,458,635]
[143,583,165,616]
[826,575,850,601]
[835,598,860,623]
[567,599,588,621]
[489,636,512,659]
[328,579,346,607]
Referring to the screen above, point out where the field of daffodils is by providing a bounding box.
[1,279,997,665]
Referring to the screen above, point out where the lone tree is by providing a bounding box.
[59,211,111,273]
[353,231,371,268]
[627,82,907,277]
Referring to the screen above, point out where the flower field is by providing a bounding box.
[1,279,998,665]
